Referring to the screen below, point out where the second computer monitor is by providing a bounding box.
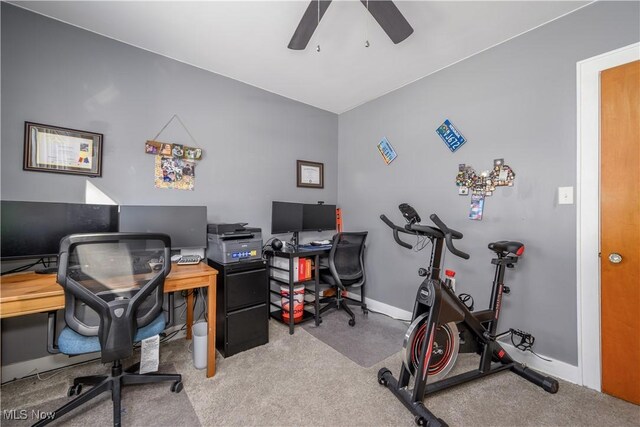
[271,201,304,234]
[303,204,336,232]
[118,205,207,250]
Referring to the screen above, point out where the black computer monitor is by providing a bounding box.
[271,201,304,234]
[0,201,119,260]
[303,204,337,231]
[118,205,207,250]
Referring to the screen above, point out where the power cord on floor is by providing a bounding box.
[364,307,411,324]
[8,356,102,384]
[497,328,552,362]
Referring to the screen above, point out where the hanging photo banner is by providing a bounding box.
[145,140,202,160]
[146,115,203,191]
[154,155,195,191]
[436,119,466,153]
[377,137,397,165]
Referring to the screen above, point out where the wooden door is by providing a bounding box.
[600,60,640,404]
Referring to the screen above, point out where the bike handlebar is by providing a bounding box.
[379,212,470,260]
[429,214,470,259]
[379,214,413,249]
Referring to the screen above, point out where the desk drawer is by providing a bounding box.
[226,268,267,311]
[225,303,268,357]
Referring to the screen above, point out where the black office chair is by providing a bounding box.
[36,233,182,427]
[318,232,368,327]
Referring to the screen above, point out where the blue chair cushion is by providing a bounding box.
[58,314,166,355]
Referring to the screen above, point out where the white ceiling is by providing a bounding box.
[12,1,590,113]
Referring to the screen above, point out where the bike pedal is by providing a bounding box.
[511,328,534,341]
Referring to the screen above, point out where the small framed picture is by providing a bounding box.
[184,146,198,160]
[297,160,324,189]
[469,194,485,221]
[172,144,184,158]
[23,122,103,177]
[145,140,160,154]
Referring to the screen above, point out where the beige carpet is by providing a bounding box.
[2,318,638,426]
[0,363,199,427]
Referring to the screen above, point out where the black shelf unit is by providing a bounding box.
[269,309,316,324]
[208,259,269,357]
[265,247,331,334]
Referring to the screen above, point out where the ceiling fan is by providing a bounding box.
[288,0,414,50]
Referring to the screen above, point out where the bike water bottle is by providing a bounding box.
[445,270,456,292]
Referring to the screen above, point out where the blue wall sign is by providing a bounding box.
[436,119,466,152]
[377,137,397,165]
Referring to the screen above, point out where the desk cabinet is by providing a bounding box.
[208,259,268,357]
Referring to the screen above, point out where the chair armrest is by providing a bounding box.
[166,292,175,328]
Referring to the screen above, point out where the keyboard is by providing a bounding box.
[177,255,202,265]
[298,244,331,251]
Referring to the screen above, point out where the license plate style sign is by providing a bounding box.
[377,137,397,165]
[436,119,466,153]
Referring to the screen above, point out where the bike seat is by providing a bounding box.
[488,241,525,256]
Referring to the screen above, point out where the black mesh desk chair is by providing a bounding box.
[35,233,182,427]
[318,232,368,326]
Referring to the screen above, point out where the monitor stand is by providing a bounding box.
[290,232,300,251]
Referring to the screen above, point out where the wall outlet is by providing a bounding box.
[558,186,574,205]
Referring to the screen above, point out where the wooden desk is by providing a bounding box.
[0,262,218,378]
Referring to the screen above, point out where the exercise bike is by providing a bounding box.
[377,204,558,426]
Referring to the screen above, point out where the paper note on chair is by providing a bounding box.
[140,334,160,374]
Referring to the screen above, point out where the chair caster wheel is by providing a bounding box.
[415,416,427,426]
[171,381,183,393]
[362,308,369,315]
[67,384,82,397]
[377,368,391,386]
[348,319,355,327]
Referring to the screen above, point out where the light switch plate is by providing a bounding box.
[558,186,574,205]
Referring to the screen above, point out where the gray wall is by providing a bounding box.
[3,1,639,370]
[337,1,640,365]
[1,4,337,366]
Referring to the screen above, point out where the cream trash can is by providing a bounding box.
[192,321,208,370]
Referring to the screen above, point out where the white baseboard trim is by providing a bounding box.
[363,297,413,321]
[497,341,581,385]
[1,326,188,384]
[362,297,581,385]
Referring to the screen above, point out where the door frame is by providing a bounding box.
[576,42,639,392]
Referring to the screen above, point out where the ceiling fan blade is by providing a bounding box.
[288,0,333,50]
[361,0,413,44]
